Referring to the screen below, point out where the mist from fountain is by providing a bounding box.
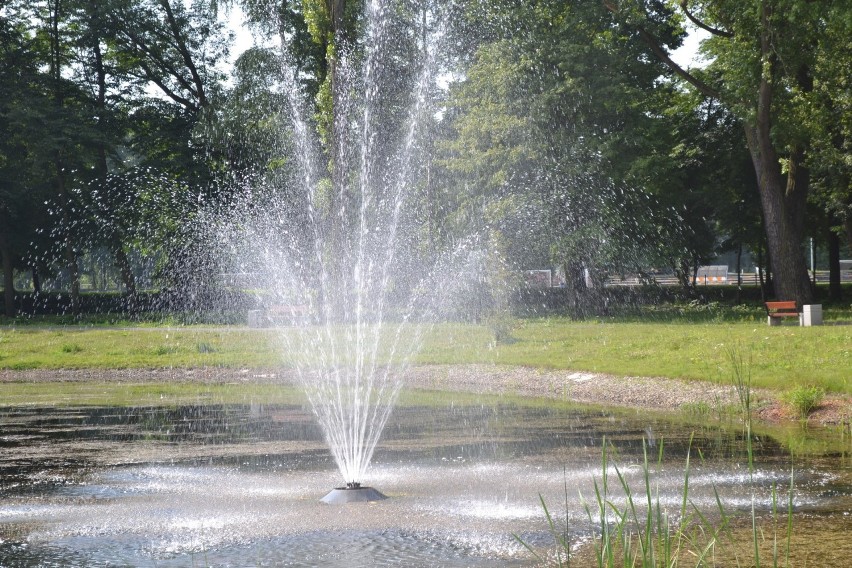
[205,1,479,490]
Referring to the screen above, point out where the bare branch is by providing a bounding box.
[158,0,207,108]
[602,0,720,99]
[636,27,719,99]
[135,60,199,112]
[123,29,199,99]
[679,1,734,38]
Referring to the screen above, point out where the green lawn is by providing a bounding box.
[0,317,849,394]
[420,319,852,393]
[0,327,284,369]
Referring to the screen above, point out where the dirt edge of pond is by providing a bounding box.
[1,365,849,427]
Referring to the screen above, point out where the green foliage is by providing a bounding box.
[782,386,825,420]
[0,0,237,315]
[727,346,753,421]
[1,0,849,330]
[514,494,571,567]
[482,231,520,345]
[439,0,739,287]
[680,400,712,418]
[518,438,727,567]
[0,381,306,408]
[681,397,739,423]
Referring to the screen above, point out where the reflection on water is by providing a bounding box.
[0,397,850,566]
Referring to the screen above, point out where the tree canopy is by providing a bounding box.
[0,0,847,317]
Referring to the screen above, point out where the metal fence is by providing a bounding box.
[604,270,852,287]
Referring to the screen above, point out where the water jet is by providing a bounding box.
[219,0,469,499]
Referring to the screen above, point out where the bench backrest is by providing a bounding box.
[765,301,797,311]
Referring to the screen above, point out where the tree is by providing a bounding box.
[237,0,440,317]
[805,5,851,300]
[602,0,850,304]
[10,0,121,312]
[107,0,229,115]
[0,0,237,316]
[71,1,140,295]
[0,11,43,316]
[440,0,713,304]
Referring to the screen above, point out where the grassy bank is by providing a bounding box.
[420,319,851,393]
[0,315,849,394]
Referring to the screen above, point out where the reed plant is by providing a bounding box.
[726,344,754,473]
[581,437,731,567]
[518,435,798,567]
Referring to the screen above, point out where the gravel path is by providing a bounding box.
[403,365,742,410]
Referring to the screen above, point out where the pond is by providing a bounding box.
[1,392,850,566]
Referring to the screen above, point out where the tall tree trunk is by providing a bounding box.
[673,257,694,297]
[757,244,766,302]
[89,8,138,299]
[56,159,81,314]
[844,217,852,252]
[49,0,80,314]
[32,265,41,294]
[735,242,743,305]
[54,154,81,313]
[609,0,815,305]
[0,233,16,317]
[828,223,842,301]
[563,260,587,318]
[810,237,816,288]
[114,242,136,296]
[745,2,813,304]
[742,8,812,304]
[742,140,812,304]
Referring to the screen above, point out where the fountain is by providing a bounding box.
[2,2,852,565]
[206,0,475,501]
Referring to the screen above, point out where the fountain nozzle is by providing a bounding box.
[320,484,386,504]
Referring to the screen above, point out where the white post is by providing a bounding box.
[801,304,823,327]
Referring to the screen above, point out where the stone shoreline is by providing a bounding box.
[1,365,849,426]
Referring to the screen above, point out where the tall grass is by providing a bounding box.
[579,436,730,567]
[727,345,754,473]
[518,436,798,567]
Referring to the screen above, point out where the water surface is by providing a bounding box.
[1,394,850,566]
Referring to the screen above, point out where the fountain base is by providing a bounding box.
[320,486,387,504]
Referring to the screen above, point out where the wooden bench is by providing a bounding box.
[765,301,799,326]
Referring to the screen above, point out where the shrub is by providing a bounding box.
[782,386,825,419]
